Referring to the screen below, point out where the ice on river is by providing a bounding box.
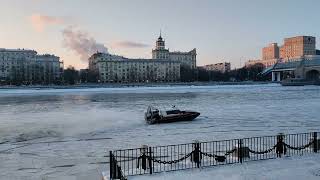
[0,84,320,180]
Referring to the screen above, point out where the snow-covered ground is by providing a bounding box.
[131,155,320,180]
[0,84,319,180]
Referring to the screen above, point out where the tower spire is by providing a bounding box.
[160,29,162,38]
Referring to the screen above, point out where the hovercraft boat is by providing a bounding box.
[145,106,200,124]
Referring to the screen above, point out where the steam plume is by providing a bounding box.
[62,26,108,61]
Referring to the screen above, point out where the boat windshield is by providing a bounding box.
[166,109,181,115]
[147,106,159,114]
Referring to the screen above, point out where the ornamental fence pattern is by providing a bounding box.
[109,132,319,180]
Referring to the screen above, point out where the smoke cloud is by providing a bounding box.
[29,14,150,63]
[62,26,109,61]
[29,14,64,32]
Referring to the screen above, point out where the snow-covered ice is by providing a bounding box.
[0,84,320,179]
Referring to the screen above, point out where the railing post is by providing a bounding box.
[109,151,113,180]
[112,154,117,178]
[114,158,117,179]
[314,132,318,153]
[191,140,201,168]
[149,147,153,174]
[276,133,285,157]
[196,141,201,168]
[238,139,243,163]
[140,145,148,171]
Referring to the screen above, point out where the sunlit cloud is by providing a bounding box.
[29,14,65,32]
[112,41,150,48]
[28,13,149,66]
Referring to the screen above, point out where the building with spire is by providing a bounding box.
[152,33,197,69]
[89,33,197,83]
[152,34,169,59]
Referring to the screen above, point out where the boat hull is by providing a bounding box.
[146,111,200,124]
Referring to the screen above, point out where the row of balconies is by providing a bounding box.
[101,75,179,82]
[99,67,179,72]
[101,71,177,77]
[100,61,179,66]
[100,69,179,75]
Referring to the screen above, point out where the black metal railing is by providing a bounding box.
[109,132,319,180]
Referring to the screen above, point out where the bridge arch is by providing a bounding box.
[306,69,320,81]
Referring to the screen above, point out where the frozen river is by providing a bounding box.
[0,84,320,180]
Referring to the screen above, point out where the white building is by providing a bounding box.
[245,59,279,68]
[0,48,63,84]
[152,35,197,69]
[89,53,180,83]
[89,34,197,83]
[202,62,231,73]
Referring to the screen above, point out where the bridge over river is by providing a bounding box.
[262,56,320,82]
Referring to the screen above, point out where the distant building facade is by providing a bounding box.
[202,62,231,73]
[245,36,317,69]
[79,69,89,83]
[89,53,180,83]
[247,43,280,68]
[262,43,279,60]
[89,34,198,83]
[280,36,316,60]
[152,35,197,69]
[245,59,278,68]
[0,48,63,84]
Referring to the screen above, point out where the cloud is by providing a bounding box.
[28,13,148,63]
[62,26,109,61]
[112,41,150,48]
[29,14,64,32]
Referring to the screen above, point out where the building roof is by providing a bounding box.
[0,48,37,53]
[91,52,180,63]
[95,58,180,63]
[170,48,196,55]
[90,52,126,59]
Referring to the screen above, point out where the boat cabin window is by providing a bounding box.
[166,110,181,115]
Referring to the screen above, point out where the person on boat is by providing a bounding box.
[152,109,161,120]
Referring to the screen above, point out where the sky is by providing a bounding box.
[1,0,320,69]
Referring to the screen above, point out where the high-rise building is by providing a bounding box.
[280,36,316,60]
[152,34,197,69]
[262,43,279,60]
[247,36,317,68]
[0,48,63,84]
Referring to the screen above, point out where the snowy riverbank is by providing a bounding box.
[131,155,320,180]
[0,81,272,90]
